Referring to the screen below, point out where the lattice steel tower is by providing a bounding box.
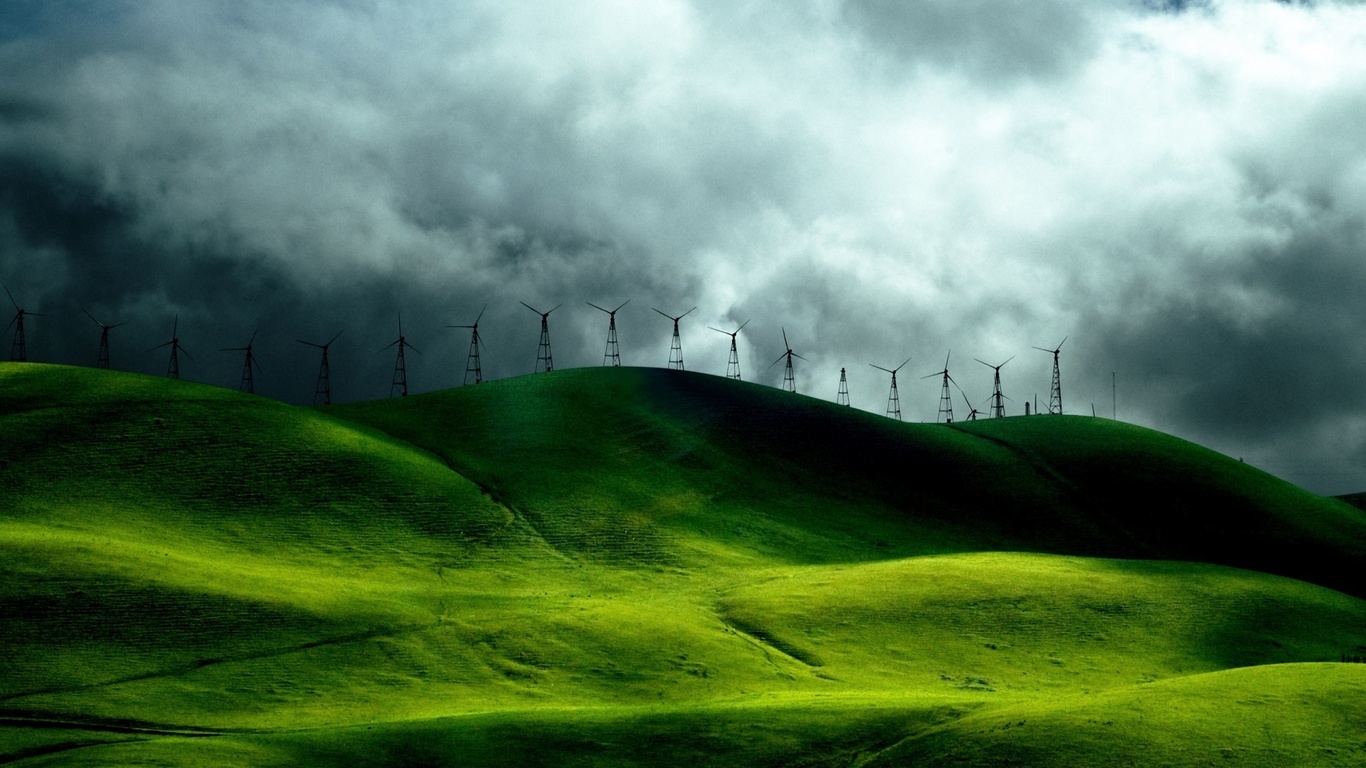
[836,368,850,406]
[5,287,39,362]
[381,314,420,397]
[768,327,804,393]
[976,356,1013,418]
[83,308,124,369]
[298,331,341,405]
[588,300,629,367]
[150,316,191,379]
[871,357,911,421]
[449,307,487,384]
[653,306,696,370]
[222,330,261,394]
[521,302,560,373]
[1033,337,1066,415]
[923,352,955,424]
[709,320,749,380]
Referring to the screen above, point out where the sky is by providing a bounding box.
[3,0,1366,494]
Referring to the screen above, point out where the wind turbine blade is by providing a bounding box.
[82,307,102,326]
[179,345,193,360]
[975,358,992,369]
[475,305,486,325]
[327,330,343,346]
[546,304,562,315]
[792,352,807,361]
[148,340,171,352]
[651,307,671,319]
[1002,355,1015,367]
[708,326,728,335]
[737,319,750,333]
[587,302,610,313]
[297,339,323,348]
[613,299,630,312]
[379,339,399,352]
[4,286,17,311]
[109,322,127,330]
[4,315,17,335]
[408,343,424,356]
[769,352,788,368]
[782,327,789,350]
[520,301,540,314]
[680,306,697,319]
[1058,336,1068,349]
[1033,346,1052,353]
[895,357,912,372]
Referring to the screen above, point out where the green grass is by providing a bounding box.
[3,362,1366,766]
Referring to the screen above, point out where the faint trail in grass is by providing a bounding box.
[0,736,152,765]
[0,621,437,704]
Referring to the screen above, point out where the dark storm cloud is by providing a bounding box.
[4,0,1366,492]
[841,0,1101,83]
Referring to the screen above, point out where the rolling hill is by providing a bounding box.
[2,362,1365,767]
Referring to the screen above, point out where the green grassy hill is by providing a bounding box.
[2,362,1365,766]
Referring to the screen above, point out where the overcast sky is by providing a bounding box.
[3,0,1366,494]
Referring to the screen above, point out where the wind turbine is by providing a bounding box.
[709,319,749,380]
[521,302,560,373]
[836,367,851,406]
[380,314,421,397]
[870,357,912,421]
[149,315,191,379]
[221,329,262,394]
[975,356,1013,418]
[1033,337,1067,414]
[952,377,984,421]
[449,306,488,384]
[82,308,125,369]
[5,287,40,362]
[588,300,629,367]
[922,352,956,424]
[298,331,342,405]
[768,327,805,393]
[653,306,696,370]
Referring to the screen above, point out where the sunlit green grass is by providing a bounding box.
[3,362,1366,766]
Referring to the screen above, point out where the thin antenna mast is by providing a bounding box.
[768,327,805,393]
[923,352,955,424]
[975,356,1013,418]
[836,367,850,406]
[1033,337,1067,414]
[380,314,421,397]
[298,331,342,405]
[521,302,560,373]
[149,316,191,379]
[221,329,261,394]
[449,306,488,384]
[5,287,40,362]
[82,308,125,369]
[870,357,911,421]
[588,300,629,367]
[653,306,696,370]
[709,320,749,380]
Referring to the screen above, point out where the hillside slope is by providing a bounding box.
[3,362,1365,767]
[331,366,1366,596]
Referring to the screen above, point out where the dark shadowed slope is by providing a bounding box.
[331,366,1366,596]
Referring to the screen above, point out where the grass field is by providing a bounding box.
[3,362,1365,766]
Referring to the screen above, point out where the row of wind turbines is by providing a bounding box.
[4,287,1069,420]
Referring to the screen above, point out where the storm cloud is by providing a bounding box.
[3,0,1366,493]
